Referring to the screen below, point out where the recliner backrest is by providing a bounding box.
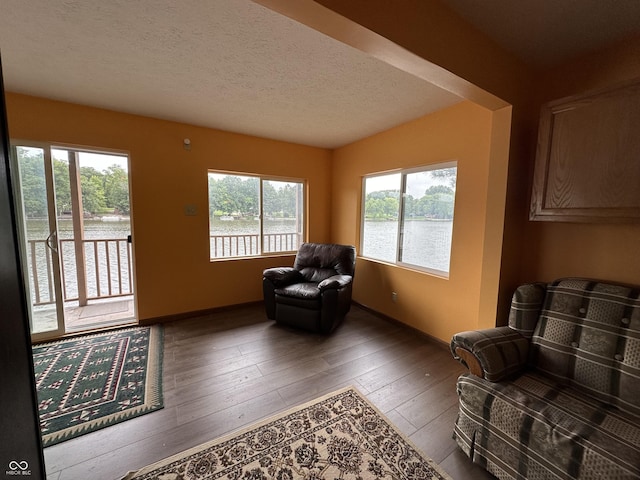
[293,243,356,282]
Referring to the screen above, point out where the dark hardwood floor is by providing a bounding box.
[43,303,495,480]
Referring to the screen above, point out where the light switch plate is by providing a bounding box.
[184,204,197,216]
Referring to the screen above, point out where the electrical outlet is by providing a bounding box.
[391,292,398,303]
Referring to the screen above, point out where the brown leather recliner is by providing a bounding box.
[262,242,356,333]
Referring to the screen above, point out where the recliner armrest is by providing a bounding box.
[263,267,304,287]
[451,326,530,382]
[318,275,353,290]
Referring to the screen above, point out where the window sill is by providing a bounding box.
[209,252,297,263]
[358,255,450,279]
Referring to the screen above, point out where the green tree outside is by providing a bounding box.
[17,149,48,217]
[103,165,130,214]
[17,148,129,218]
[79,167,107,214]
[208,175,301,219]
[364,185,454,220]
[53,159,71,214]
[364,190,400,220]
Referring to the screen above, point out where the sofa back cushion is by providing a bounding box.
[530,278,640,415]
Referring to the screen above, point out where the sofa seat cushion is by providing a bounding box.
[455,372,640,480]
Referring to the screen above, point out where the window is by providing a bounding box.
[361,162,457,276]
[208,172,305,259]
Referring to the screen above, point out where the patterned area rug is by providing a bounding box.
[33,325,163,447]
[123,386,451,480]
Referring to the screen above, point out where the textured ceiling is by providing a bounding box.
[0,0,462,148]
[2,1,639,149]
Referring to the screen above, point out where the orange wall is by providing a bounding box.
[6,93,332,321]
[332,101,496,341]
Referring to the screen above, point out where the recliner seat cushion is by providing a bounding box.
[275,283,321,310]
[275,282,322,300]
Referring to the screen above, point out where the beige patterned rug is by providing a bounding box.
[123,386,451,480]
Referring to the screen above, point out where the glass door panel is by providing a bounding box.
[13,145,65,338]
[60,148,136,332]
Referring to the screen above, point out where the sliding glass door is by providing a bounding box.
[11,142,136,341]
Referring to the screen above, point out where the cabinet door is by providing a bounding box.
[530,79,640,222]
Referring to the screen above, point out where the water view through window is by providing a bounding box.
[362,163,457,275]
[208,172,305,258]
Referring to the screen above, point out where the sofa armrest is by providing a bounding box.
[318,274,352,290]
[263,267,304,287]
[451,327,530,382]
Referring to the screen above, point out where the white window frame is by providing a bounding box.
[208,170,306,260]
[360,161,457,277]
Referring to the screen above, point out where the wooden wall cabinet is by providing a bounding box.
[530,79,640,222]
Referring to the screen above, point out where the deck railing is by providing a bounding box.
[28,232,299,305]
[210,232,302,258]
[27,237,133,306]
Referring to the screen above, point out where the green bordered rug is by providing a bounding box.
[123,386,452,480]
[33,325,163,447]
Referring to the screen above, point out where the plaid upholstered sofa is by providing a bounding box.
[450,278,640,480]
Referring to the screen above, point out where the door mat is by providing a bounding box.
[33,325,163,447]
